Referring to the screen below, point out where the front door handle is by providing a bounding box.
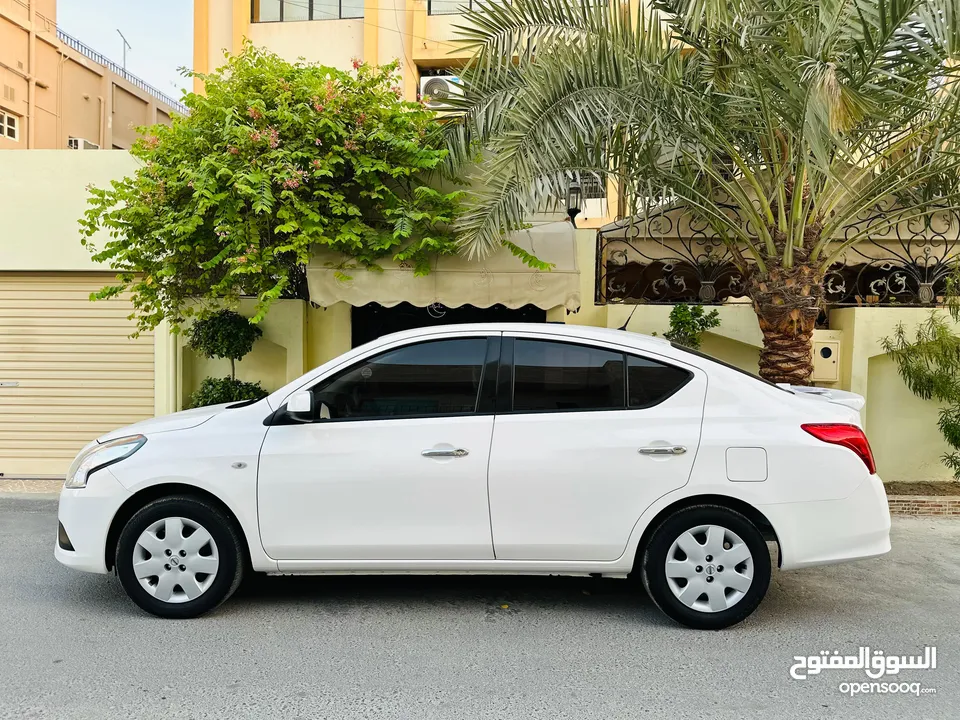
[422,448,469,458]
[638,446,686,456]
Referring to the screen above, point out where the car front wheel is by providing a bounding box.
[115,495,244,618]
[641,505,771,630]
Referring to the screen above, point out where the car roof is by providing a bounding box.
[357,322,673,352]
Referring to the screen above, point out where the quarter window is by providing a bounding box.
[512,340,625,412]
[627,354,693,408]
[311,338,487,420]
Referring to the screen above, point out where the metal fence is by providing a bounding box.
[595,198,960,308]
[56,29,188,115]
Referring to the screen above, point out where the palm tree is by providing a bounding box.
[450,0,960,384]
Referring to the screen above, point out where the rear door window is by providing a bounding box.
[512,339,625,412]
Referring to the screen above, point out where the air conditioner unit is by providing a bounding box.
[812,339,841,383]
[419,74,463,111]
[68,137,99,150]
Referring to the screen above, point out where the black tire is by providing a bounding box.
[116,495,245,619]
[641,504,771,630]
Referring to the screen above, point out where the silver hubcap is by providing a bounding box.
[665,524,754,613]
[133,517,219,604]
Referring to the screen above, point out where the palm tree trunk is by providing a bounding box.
[747,262,823,386]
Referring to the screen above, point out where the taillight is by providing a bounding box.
[801,423,876,474]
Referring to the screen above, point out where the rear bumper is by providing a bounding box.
[54,468,130,574]
[761,474,891,571]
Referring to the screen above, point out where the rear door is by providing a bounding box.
[487,334,706,561]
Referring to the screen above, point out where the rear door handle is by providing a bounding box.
[422,448,469,458]
[638,446,686,456]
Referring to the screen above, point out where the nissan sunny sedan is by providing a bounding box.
[55,324,891,629]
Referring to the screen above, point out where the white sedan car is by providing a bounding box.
[55,324,890,629]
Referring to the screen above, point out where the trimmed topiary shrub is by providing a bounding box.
[187,376,267,409]
[186,309,267,408]
[188,309,263,380]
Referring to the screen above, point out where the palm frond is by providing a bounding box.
[451,0,960,265]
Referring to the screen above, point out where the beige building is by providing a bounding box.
[0,0,184,150]
[193,0,616,223]
[0,0,184,477]
[194,1,467,98]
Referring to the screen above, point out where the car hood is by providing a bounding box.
[97,403,234,443]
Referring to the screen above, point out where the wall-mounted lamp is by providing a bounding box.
[566,179,582,228]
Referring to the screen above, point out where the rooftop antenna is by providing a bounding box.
[116,29,131,71]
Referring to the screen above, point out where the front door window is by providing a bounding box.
[311,338,488,420]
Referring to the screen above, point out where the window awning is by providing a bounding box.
[306,221,581,311]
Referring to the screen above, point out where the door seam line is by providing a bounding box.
[485,414,498,560]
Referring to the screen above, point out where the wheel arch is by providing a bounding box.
[105,483,252,572]
[631,494,781,574]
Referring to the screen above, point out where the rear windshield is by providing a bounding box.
[669,343,791,393]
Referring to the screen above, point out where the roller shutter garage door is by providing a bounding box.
[0,273,154,478]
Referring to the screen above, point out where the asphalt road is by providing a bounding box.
[1,496,958,720]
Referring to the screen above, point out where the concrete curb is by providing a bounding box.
[0,479,62,497]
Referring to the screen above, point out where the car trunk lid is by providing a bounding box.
[777,384,866,412]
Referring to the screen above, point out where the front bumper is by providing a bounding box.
[54,468,131,574]
[761,474,891,571]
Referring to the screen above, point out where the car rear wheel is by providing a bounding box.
[641,505,771,630]
[116,496,244,618]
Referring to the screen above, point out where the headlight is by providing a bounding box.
[64,435,146,489]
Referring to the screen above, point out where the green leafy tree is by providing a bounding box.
[450,0,960,385]
[81,44,461,333]
[186,310,267,408]
[663,304,721,350]
[882,311,960,478]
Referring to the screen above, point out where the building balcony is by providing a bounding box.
[412,0,474,68]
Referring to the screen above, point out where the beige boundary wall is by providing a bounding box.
[3,150,956,482]
[178,230,959,483]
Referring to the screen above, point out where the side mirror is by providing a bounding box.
[286,390,313,421]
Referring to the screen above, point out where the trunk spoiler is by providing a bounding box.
[777,384,866,412]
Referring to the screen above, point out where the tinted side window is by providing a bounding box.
[627,355,693,408]
[513,340,625,412]
[312,338,487,420]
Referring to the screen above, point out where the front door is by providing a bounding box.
[258,335,499,561]
[487,335,706,561]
